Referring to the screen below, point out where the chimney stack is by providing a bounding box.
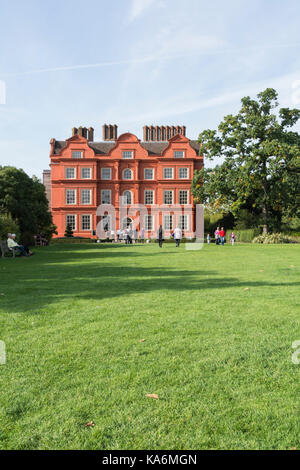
[142,125,186,141]
[88,127,94,141]
[72,127,78,136]
[102,124,118,141]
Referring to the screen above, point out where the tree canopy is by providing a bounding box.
[0,166,56,243]
[192,88,300,232]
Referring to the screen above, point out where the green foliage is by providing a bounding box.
[233,228,261,243]
[192,88,300,233]
[204,209,235,235]
[0,213,20,240]
[234,209,261,230]
[0,166,56,241]
[252,233,296,244]
[64,224,74,238]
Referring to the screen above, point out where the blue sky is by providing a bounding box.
[1,0,300,177]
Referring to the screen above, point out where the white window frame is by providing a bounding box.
[144,168,154,180]
[101,189,111,204]
[122,190,133,205]
[123,168,133,180]
[81,214,91,231]
[122,151,133,159]
[72,150,83,159]
[163,190,173,204]
[174,150,185,158]
[144,190,154,205]
[81,189,92,205]
[65,167,76,179]
[179,190,189,205]
[145,215,153,230]
[163,214,173,231]
[178,214,189,230]
[66,189,76,205]
[66,214,76,231]
[81,167,92,179]
[178,167,189,179]
[163,167,174,179]
[101,168,112,180]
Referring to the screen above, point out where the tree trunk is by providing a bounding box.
[262,202,268,234]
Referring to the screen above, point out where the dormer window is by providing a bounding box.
[122,151,133,159]
[174,150,184,158]
[72,151,83,159]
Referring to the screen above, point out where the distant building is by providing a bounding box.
[42,169,51,208]
[46,124,203,238]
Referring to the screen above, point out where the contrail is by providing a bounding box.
[2,42,300,77]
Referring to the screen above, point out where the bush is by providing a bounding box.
[252,233,297,244]
[0,213,20,240]
[231,228,261,243]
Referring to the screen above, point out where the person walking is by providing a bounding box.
[231,231,236,246]
[219,227,226,246]
[157,225,164,248]
[207,233,211,245]
[173,226,182,248]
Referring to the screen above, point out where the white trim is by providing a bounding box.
[178,167,189,179]
[144,214,153,230]
[163,190,174,204]
[122,190,133,205]
[81,167,92,179]
[81,214,92,231]
[66,214,77,230]
[178,214,189,230]
[178,189,189,205]
[163,214,173,230]
[163,167,174,179]
[122,168,133,180]
[144,168,154,180]
[66,189,76,205]
[81,189,92,205]
[101,189,111,204]
[101,167,112,180]
[122,151,133,159]
[174,150,185,158]
[144,189,155,205]
[72,150,83,159]
[65,167,76,179]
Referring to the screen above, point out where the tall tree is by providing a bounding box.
[192,89,300,233]
[0,166,56,241]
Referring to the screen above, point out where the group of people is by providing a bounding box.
[207,227,236,246]
[101,228,146,244]
[7,233,33,257]
[157,225,182,248]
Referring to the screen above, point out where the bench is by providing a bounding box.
[0,240,16,258]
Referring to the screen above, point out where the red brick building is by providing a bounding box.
[48,125,202,238]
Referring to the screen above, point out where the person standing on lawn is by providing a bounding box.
[173,226,182,248]
[157,225,164,248]
[231,232,236,245]
[219,227,226,246]
[214,227,220,245]
[207,233,211,245]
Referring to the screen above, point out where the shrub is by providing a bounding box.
[0,213,20,240]
[231,228,261,243]
[252,233,297,244]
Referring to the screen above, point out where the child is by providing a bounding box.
[207,233,211,245]
[231,232,236,245]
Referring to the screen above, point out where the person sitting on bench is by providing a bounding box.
[7,233,31,257]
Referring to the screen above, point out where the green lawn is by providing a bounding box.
[0,242,299,450]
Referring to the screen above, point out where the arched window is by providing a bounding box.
[123,168,133,180]
[122,190,132,205]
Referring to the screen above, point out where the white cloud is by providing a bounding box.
[128,0,158,22]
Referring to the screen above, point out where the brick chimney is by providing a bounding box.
[72,127,78,136]
[103,124,118,141]
[88,127,94,142]
[143,125,150,141]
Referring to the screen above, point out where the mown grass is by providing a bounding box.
[0,242,299,450]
